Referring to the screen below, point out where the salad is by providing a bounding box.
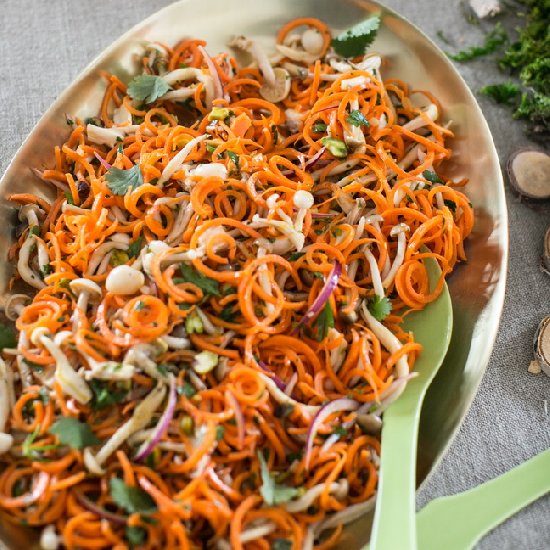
[0,15,473,550]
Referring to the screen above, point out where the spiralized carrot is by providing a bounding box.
[0,16,473,550]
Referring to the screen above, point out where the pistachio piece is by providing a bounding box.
[259,67,291,103]
[321,137,348,159]
[507,149,550,201]
[534,316,550,377]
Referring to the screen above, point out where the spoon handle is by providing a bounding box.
[369,401,420,550]
[416,448,550,550]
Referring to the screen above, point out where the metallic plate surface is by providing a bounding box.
[0,0,507,548]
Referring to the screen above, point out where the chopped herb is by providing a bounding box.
[117,142,124,154]
[480,82,521,105]
[49,417,100,449]
[288,251,306,261]
[178,303,192,311]
[447,23,507,62]
[216,425,225,440]
[331,14,381,58]
[206,143,217,153]
[89,380,128,410]
[312,271,324,280]
[66,118,74,126]
[347,109,370,127]
[0,324,17,351]
[177,382,197,398]
[106,164,144,196]
[272,539,292,550]
[179,264,220,296]
[135,300,146,311]
[28,226,40,237]
[316,302,335,341]
[422,169,444,184]
[219,305,236,322]
[312,121,327,132]
[258,451,300,505]
[156,364,169,377]
[444,199,457,212]
[23,359,43,371]
[40,264,53,278]
[126,526,146,547]
[127,74,171,104]
[367,295,392,322]
[227,150,241,174]
[64,191,75,205]
[127,236,144,258]
[333,425,347,437]
[109,478,157,515]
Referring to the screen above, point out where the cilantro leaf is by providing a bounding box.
[480,82,521,105]
[331,15,381,58]
[126,526,146,547]
[272,540,292,550]
[422,170,444,184]
[127,74,171,104]
[106,164,144,196]
[312,121,327,132]
[0,324,17,351]
[127,236,144,259]
[258,451,300,505]
[367,295,392,322]
[447,23,507,62]
[49,418,100,449]
[179,264,220,296]
[316,302,335,342]
[90,380,128,410]
[347,109,370,127]
[109,478,157,515]
[177,382,197,398]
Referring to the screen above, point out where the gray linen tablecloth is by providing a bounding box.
[1,1,549,548]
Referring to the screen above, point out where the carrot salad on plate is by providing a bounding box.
[0,14,473,550]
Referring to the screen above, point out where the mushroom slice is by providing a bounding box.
[541,226,550,277]
[534,316,550,377]
[259,67,291,103]
[507,149,550,201]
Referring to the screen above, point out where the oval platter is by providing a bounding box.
[0,0,508,548]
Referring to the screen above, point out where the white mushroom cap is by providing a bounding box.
[69,278,102,298]
[259,67,291,103]
[293,190,314,209]
[106,265,145,295]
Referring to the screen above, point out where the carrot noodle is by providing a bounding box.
[0,16,472,550]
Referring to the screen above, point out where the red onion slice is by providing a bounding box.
[94,152,112,170]
[226,390,245,450]
[134,376,177,462]
[198,46,225,100]
[304,146,326,171]
[75,491,127,524]
[292,261,342,335]
[305,398,359,469]
[257,360,286,391]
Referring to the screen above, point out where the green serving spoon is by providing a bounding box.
[416,447,550,550]
[369,256,453,550]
